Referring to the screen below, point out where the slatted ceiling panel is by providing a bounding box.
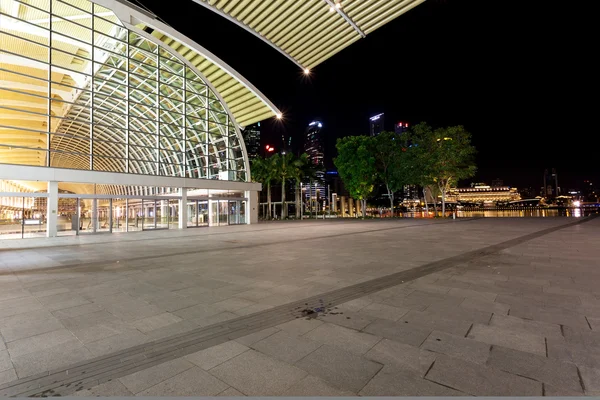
[305,33,358,67]
[191,0,424,69]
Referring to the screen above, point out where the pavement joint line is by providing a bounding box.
[0,215,595,396]
[0,218,479,276]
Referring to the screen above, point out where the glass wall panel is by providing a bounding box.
[0,0,247,183]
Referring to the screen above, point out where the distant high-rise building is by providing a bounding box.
[304,120,326,205]
[543,168,560,198]
[370,113,385,136]
[304,120,324,167]
[395,121,409,135]
[242,122,261,160]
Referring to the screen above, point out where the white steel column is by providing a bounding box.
[246,190,258,224]
[46,181,58,237]
[178,188,187,229]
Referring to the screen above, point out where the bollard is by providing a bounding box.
[452,212,456,220]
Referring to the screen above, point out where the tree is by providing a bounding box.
[290,153,310,219]
[334,136,377,219]
[273,152,300,219]
[373,131,412,217]
[250,156,277,219]
[408,123,477,217]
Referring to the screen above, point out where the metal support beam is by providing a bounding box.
[322,0,366,38]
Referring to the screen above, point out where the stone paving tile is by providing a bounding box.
[487,345,583,393]
[363,318,431,347]
[73,380,133,396]
[172,303,224,320]
[276,318,323,336]
[234,327,280,347]
[386,290,464,310]
[364,338,435,376]
[447,287,498,302]
[102,299,164,321]
[252,331,322,364]
[358,302,409,321]
[468,323,546,356]
[233,303,274,316]
[0,289,30,303]
[144,293,200,312]
[38,292,91,312]
[335,297,373,312]
[210,350,307,396]
[360,365,464,396]
[317,310,374,331]
[509,303,591,330]
[213,298,257,313]
[426,354,542,396]
[52,303,104,319]
[185,340,249,370]
[460,297,510,315]
[11,339,93,378]
[589,317,600,331]
[489,314,563,338]
[282,375,356,396]
[71,321,137,344]
[425,302,492,324]
[295,345,382,393]
[0,369,17,386]
[0,350,11,373]
[61,310,117,331]
[421,330,490,364]
[0,316,65,342]
[579,366,600,393]
[561,325,600,347]
[304,323,381,355]
[138,367,229,396]
[0,297,43,319]
[131,312,183,333]
[399,310,472,336]
[7,329,76,358]
[544,383,586,397]
[85,329,149,357]
[217,387,245,396]
[118,358,195,394]
[194,311,238,327]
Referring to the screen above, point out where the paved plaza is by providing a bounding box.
[0,216,599,396]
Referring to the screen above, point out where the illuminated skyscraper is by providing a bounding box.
[303,121,326,205]
[242,122,261,160]
[370,113,385,136]
[304,121,324,167]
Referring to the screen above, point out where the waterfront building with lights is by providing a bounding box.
[446,185,521,205]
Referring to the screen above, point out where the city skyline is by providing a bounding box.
[137,0,596,191]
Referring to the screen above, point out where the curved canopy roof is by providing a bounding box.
[190,0,426,70]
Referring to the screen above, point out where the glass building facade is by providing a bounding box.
[0,0,271,238]
[0,0,246,189]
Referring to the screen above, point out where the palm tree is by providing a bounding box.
[301,158,322,218]
[274,152,299,219]
[250,156,277,219]
[291,153,310,219]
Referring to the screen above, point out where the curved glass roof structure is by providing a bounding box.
[0,0,279,195]
[190,0,426,70]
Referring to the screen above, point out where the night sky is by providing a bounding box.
[137,0,596,191]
